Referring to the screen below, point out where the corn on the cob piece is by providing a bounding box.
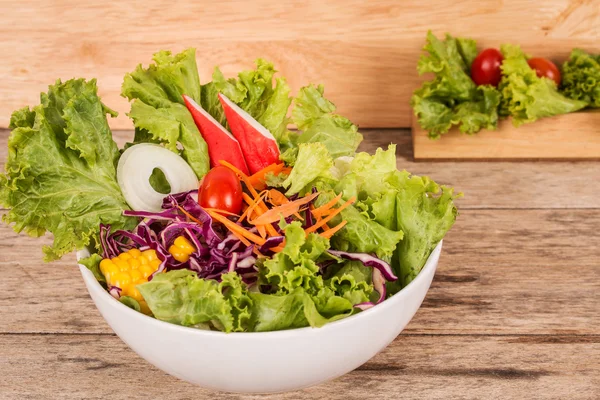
[99,248,161,314]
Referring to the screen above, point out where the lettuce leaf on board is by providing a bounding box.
[498,45,588,126]
[121,48,210,178]
[561,49,600,108]
[0,79,135,261]
[411,31,501,139]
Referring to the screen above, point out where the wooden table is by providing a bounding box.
[1,129,599,399]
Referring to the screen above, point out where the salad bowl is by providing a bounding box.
[77,241,442,394]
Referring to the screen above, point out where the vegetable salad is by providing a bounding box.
[1,49,459,332]
[412,31,600,139]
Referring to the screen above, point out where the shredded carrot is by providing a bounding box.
[220,160,260,198]
[281,167,292,175]
[177,206,202,224]
[311,193,343,218]
[230,230,252,247]
[241,192,279,237]
[248,163,285,190]
[206,209,266,245]
[257,225,267,239]
[268,189,303,220]
[305,197,356,234]
[319,220,347,238]
[249,192,320,225]
[203,208,241,217]
[270,245,285,252]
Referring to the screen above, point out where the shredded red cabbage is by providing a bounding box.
[326,250,398,281]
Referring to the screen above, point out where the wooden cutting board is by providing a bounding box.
[412,110,600,160]
[0,0,599,129]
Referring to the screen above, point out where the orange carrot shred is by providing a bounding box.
[249,192,320,225]
[206,209,266,245]
[270,245,285,252]
[319,220,347,239]
[177,206,202,225]
[248,163,285,190]
[311,192,343,218]
[305,197,356,234]
[203,208,241,217]
[219,160,260,198]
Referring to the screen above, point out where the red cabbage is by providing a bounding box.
[326,250,398,281]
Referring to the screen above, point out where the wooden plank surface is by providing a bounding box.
[1,128,599,398]
[412,111,600,160]
[1,0,600,129]
[1,334,598,399]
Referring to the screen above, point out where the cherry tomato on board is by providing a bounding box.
[527,57,561,86]
[471,48,504,87]
[198,166,243,214]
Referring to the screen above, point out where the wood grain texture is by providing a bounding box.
[1,0,600,129]
[412,111,600,160]
[1,334,598,399]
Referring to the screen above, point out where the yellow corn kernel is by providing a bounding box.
[150,259,162,270]
[130,269,142,283]
[139,265,155,279]
[118,252,132,261]
[142,249,158,261]
[174,236,195,253]
[130,287,144,302]
[128,248,142,258]
[169,246,190,263]
[114,259,130,272]
[169,236,196,262]
[99,247,162,315]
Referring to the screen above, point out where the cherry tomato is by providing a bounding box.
[527,57,561,86]
[198,166,243,214]
[471,48,504,87]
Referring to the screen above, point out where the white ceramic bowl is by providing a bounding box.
[77,241,442,393]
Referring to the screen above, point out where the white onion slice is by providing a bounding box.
[117,144,199,212]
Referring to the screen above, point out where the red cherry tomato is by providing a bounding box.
[198,166,243,214]
[527,57,561,86]
[471,48,504,87]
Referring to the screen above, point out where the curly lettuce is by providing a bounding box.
[0,79,135,261]
[561,49,600,108]
[499,45,587,126]
[121,48,210,178]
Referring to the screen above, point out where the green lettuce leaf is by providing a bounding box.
[291,85,363,159]
[411,31,501,138]
[282,143,333,195]
[387,171,459,287]
[0,79,135,261]
[79,253,105,284]
[250,221,363,331]
[561,49,600,108]
[314,191,404,260]
[499,45,587,126]
[121,48,209,178]
[137,270,252,332]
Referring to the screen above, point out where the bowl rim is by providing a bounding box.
[78,240,441,338]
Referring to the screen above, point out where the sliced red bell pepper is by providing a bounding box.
[183,95,249,175]
[218,93,281,174]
